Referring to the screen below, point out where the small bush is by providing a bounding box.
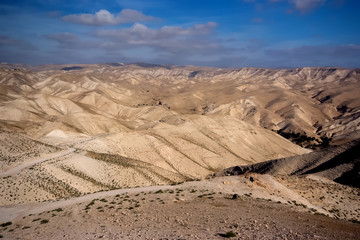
[350,219,360,224]
[40,219,49,224]
[232,194,239,199]
[0,222,12,227]
[220,231,237,238]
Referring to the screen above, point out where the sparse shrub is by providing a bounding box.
[220,231,236,238]
[350,219,360,224]
[232,194,239,199]
[40,219,49,224]
[52,208,63,212]
[0,222,12,227]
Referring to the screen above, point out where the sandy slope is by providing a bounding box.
[0,120,307,205]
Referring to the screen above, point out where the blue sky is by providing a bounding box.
[0,0,359,67]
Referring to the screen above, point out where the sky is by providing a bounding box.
[0,0,359,68]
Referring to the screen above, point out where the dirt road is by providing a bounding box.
[0,148,75,178]
[0,182,179,222]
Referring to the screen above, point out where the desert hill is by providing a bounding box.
[216,139,360,188]
[0,64,359,200]
[1,64,359,143]
[0,63,359,239]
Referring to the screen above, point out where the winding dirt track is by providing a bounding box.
[0,148,75,178]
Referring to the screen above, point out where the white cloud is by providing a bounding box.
[62,9,157,26]
[289,0,326,12]
[93,22,224,57]
[46,21,225,61]
[96,22,218,43]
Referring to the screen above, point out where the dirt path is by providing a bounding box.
[0,177,242,222]
[0,148,75,178]
[0,183,180,222]
[57,133,110,147]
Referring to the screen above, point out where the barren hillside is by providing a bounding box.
[0,64,360,202]
[0,64,359,239]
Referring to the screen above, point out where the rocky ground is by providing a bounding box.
[0,175,359,239]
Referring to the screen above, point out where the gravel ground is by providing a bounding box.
[1,185,359,240]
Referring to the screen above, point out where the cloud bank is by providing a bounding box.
[62,9,157,26]
[94,22,221,54]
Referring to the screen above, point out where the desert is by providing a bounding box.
[1,1,360,239]
[0,63,359,239]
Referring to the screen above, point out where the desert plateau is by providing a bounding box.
[0,63,359,239]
